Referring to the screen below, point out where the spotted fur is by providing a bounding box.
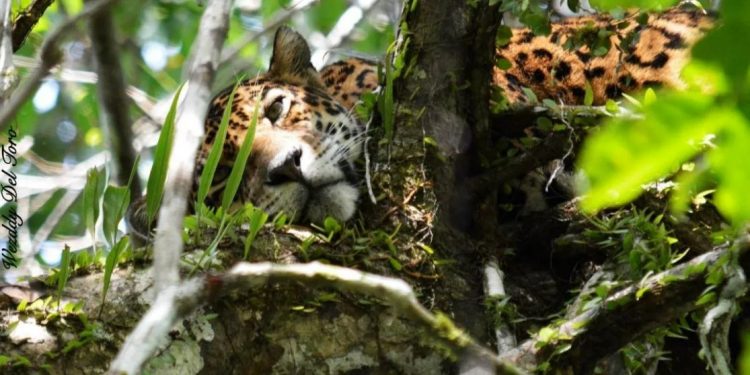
[195,27,377,223]
[495,6,713,106]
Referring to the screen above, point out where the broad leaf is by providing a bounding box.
[578,93,720,212]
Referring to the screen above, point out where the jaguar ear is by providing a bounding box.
[268,26,319,84]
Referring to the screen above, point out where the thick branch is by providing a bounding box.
[468,131,574,198]
[86,0,140,193]
[502,242,748,373]
[109,262,527,375]
[150,0,231,293]
[11,0,54,51]
[0,0,120,130]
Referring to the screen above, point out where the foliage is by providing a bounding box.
[584,210,680,279]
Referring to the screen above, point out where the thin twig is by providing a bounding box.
[86,0,140,193]
[310,0,379,66]
[12,54,157,119]
[218,0,318,66]
[109,261,528,375]
[150,0,232,294]
[11,0,55,51]
[0,0,120,131]
[31,189,82,250]
[0,0,17,105]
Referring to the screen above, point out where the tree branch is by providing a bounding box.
[501,240,749,373]
[699,253,747,375]
[109,261,528,375]
[468,131,574,198]
[149,0,232,294]
[218,0,317,66]
[86,0,140,193]
[0,0,120,130]
[0,0,18,105]
[11,0,54,52]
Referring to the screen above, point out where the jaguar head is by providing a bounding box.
[197,27,363,224]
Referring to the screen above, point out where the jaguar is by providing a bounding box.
[130,5,711,234]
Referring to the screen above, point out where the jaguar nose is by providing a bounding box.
[266,149,304,185]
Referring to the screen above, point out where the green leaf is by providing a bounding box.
[695,291,716,306]
[589,0,677,11]
[496,25,513,47]
[243,205,269,259]
[643,88,656,106]
[221,99,260,212]
[56,246,72,305]
[583,80,594,106]
[197,78,244,206]
[542,98,558,110]
[692,4,750,90]
[495,57,512,70]
[521,87,538,104]
[388,257,403,271]
[102,186,130,247]
[520,10,551,35]
[146,83,186,226]
[102,153,138,248]
[578,93,722,213]
[323,216,342,235]
[101,237,129,310]
[605,99,619,114]
[536,117,553,132]
[16,299,27,312]
[592,45,609,57]
[83,168,106,246]
[709,116,750,225]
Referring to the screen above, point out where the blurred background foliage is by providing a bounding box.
[2,0,398,278]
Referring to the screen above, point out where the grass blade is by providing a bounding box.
[103,154,139,248]
[56,245,72,308]
[83,168,106,247]
[243,205,269,259]
[100,237,130,315]
[146,83,185,226]
[102,186,130,247]
[197,78,244,206]
[220,98,259,212]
